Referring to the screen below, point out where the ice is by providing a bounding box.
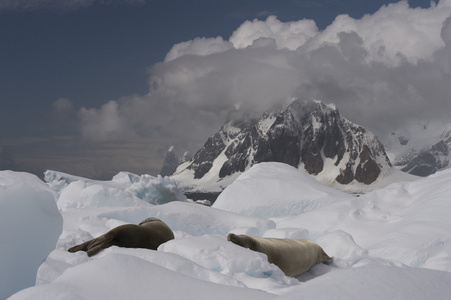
[45,170,187,211]
[316,231,368,265]
[57,180,145,210]
[0,171,63,299]
[126,174,187,204]
[213,162,349,217]
[95,201,276,237]
[5,163,451,299]
[159,234,299,290]
[11,254,274,300]
[280,266,451,299]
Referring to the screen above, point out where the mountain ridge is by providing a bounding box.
[171,99,394,192]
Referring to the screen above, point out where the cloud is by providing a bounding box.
[0,0,144,12]
[164,37,234,62]
[304,0,449,65]
[78,0,451,151]
[78,100,131,142]
[229,15,319,50]
[52,98,73,114]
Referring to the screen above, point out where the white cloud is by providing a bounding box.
[78,0,451,149]
[152,44,300,113]
[164,37,233,62]
[78,100,130,142]
[229,15,319,50]
[304,0,450,65]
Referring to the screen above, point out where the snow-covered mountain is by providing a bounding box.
[160,147,192,177]
[172,100,393,192]
[385,122,451,177]
[160,146,180,177]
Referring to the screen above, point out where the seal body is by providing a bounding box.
[68,217,174,257]
[227,233,333,276]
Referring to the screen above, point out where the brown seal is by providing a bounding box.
[68,217,174,257]
[227,233,333,276]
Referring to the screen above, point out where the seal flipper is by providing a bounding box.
[68,234,114,256]
[85,234,114,257]
[68,240,92,253]
[321,248,334,263]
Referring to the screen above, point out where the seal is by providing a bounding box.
[68,217,174,257]
[227,233,333,276]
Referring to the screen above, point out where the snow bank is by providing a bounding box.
[159,235,299,290]
[6,164,451,299]
[277,167,451,270]
[11,254,274,300]
[213,162,348,217]
[281,266,451,299]
[45,170,187,210]
[0,171,62,299]
[97,201,276,237]
[56,179,145,210]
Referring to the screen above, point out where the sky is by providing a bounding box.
[1,0,449,179]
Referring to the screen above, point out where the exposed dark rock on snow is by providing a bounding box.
[397,139,450,177]
[398,136,409,146]
[184,191,221,203]
[181,100,392,185]
[189,133,227,179]
[160,146,180,177]
[181,151,192,164]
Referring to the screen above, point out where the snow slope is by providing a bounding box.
[0,171,62,300]
[5,163,451,299]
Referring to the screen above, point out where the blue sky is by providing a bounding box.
[0,0,447,179]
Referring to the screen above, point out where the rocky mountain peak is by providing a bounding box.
[179,99,392,187]
[396,139,450,176]
[160,146,180,177]
[388,122,451,177]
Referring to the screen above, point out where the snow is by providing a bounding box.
[45,170,187,209]
[172,155,242,193]
[0,171,63,300]
[384,120,451,166]
[4,162,451,299]
[213,163,348,217]
[257,114,277,135]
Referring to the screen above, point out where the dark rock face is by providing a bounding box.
[398,140,449,176]
[398,136,409,145]
[184,100,392,185]
[189,132,226,179]
[160,147,180,177]
[181,151,192,163]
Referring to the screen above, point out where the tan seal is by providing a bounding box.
[68,217,174,257]
[227,233,333,276]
